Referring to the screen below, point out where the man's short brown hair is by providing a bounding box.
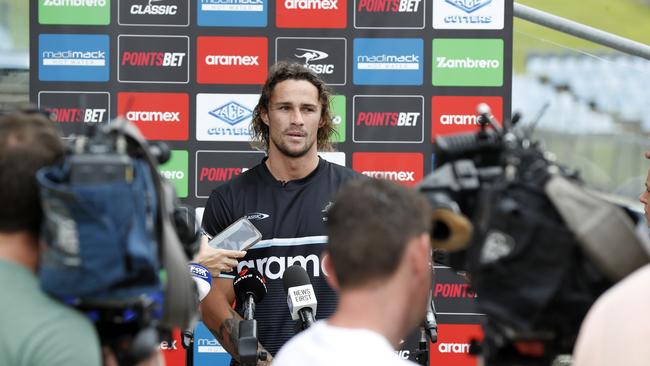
[0,111,64,234]
[250,61,336,151]
[326,179,432,289]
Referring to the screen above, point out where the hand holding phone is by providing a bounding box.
[208,217,262,251]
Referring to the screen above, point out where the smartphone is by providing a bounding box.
[208,217,262,251]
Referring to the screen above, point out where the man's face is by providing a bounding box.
[640,169,650,227]
[262,79,323,159]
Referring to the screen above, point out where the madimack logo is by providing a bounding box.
[38,91,110,137]
[39,34,109,82]
[431,96,502,140]
[352,152,423,187]
[196,94,258,142]
[119,0,189,26]
[353,96,423,143]
[275,38,346,85]
[276,0,346,28]
[198,0,267,27]
[118,35,189,83]
[195,151,264,197]
[197,37,267,84]
[118,92,188,141]
[353,38,423,85]
[354,0,424,28]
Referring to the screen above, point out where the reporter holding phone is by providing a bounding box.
[194,236,247,276]
[200,62,363,365]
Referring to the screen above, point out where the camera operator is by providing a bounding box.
[0,111,102,366]
[273,178,432,366]
[572,151,650,366]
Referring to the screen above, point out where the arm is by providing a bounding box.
[194,235,247,276]
[200,278,273,365]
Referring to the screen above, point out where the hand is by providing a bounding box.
[194,236,247,276]
[257,347,273,366]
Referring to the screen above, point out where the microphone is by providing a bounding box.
[477,102,502,134]
[283,265,317,330]
[233,267,267,320]
[189,262,212,302]
[233,267,267,366]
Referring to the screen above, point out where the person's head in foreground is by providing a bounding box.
[273,178,433,366]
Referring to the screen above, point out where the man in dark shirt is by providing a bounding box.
[200,62,363,365]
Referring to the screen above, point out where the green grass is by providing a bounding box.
[513,0,650,72]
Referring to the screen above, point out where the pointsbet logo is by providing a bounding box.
[354,0,424,29]
[352,152,423,187]
[39,34,109,82]
[432,0,504,29]
[38,91,110,137]
[118,35,189,83]
[432,38,503,87]
[39,0,110,25]
[195,151,265,197]
[158,150,188,198]
[276,0,346,28]
[118,92,189,141]
[119,0,189,26]
[353,95,423,143]
[431,96,503,140]
[198,0,267,27]
[197,37,267,84]
[196,93,259,141]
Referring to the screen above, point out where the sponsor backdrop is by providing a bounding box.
[30,0,512,365]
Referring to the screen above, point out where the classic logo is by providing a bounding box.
[432,38,503,87]
[353,38,423,85]
[431,96,503,140]
[433,0,503,29]
[195,151,265,197]
[245,212,270,221]
[353,95,423,143]
[39,0,110,25]
[354,0,424,29]
[38,91,110,137]
[197,37,267,84]
[276,0,346,28]
[352,152,423,187]
[39,34,109,82]
[429,324,483,365]
[119,0,189,26]
[158,150,189,198]
[196,94,259,141]
[275,38,346,85]
[118,92,189,141]
[118,35,189,83]
[198,0,267,27]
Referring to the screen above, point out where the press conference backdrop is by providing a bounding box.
[30,0,512,364]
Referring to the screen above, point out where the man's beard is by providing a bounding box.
[270,132,317,158]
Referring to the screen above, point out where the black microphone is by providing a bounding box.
[233,267,267,320]
[283,265,317,331]
[233,267,267,366]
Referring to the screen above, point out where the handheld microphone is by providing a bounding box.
[233,267,267,320]
[189,263,212,302]
[233,267,267,366]
[283,265,317,330]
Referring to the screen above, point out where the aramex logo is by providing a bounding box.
[126,111,180,122]
[361,170,415,181]
[438,343,470,354]
[440,114,479,125]
[284,0,338,9]
[204,55,259,66]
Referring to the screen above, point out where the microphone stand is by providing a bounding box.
[415,268,438,366]
[238,293,268,366]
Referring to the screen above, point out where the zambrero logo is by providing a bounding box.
[118,92,188,141]
[436,56,499,69]
[352,152,423,187]
[432,39,503,87]
[43,0,106,6]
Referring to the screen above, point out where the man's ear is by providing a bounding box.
[406,234,432,278]
[322,252,340,291]
[261,109,270,126]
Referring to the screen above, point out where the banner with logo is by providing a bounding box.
[30,0,513,364]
